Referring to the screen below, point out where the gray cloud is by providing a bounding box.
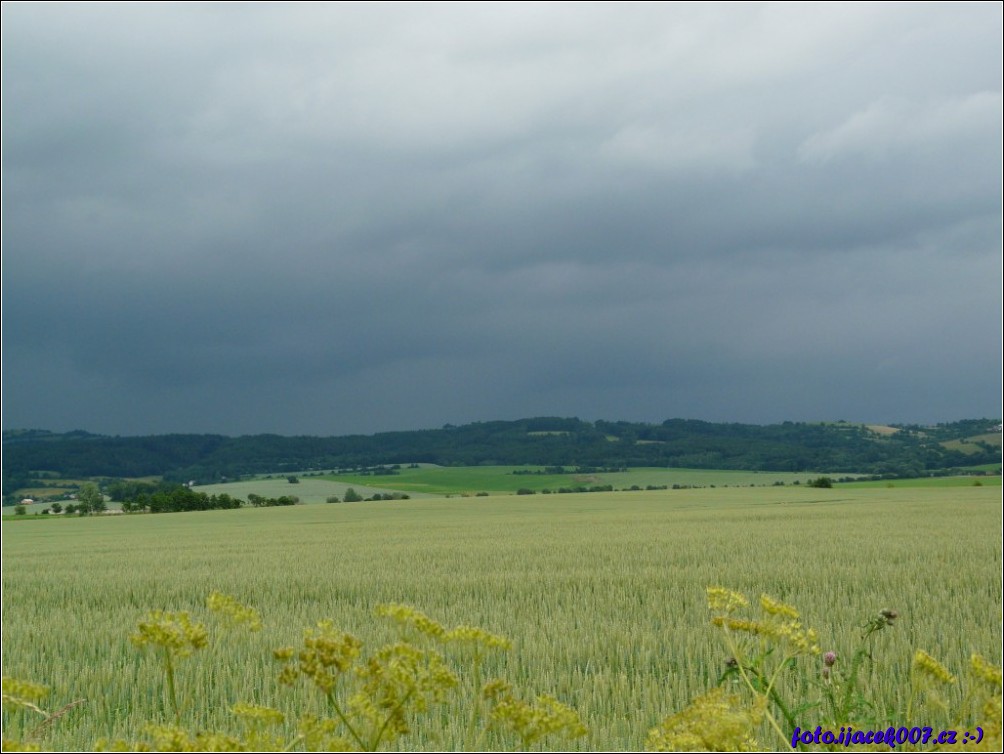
[2,2,1000,436]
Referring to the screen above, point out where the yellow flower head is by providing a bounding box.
[207,592,262,632]
[129,611,208,657]
[970,654,1003,689]
[230,702,285,726]
[490,692,588,746]
[277,621,363,692]
[646,687,761,752]
[707,587,749,614]
[759,594,800,620]
[375,603,446,639]
[711,616,768,636]
[443,625,512,651]
[913,650,957,685]
[2,677,50,711]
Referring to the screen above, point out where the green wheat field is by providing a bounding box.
[2,485,1000,750]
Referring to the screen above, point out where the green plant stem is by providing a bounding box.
[720,627,789,747]
[325,691,366,751]
[368,687,417,751]
[162,649,180,724]
[840,647,868,722]
[464,651,483,751]
[905,667,918,725]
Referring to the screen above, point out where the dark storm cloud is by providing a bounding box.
[2,2,1000,436]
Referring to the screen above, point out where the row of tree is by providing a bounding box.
[114,483,299,513]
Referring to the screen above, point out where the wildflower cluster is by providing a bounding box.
[129,610,210,722]
[442,625,512,650]
[694,588,825,749]
[207,591,262,632]
[20,587,998,752]
[707,586,749,614]
[646,686,764,752]
[374,603,446,639]
[350,642,459,747]
[275,621,363,693]
[96,724,246,752]
[913,650,957,685]
[2,677,51,752]
[230,702,285,727]
[482,679,588,748]
[2,677,50,716]
[708,589,820,659]
[129,611,209,657]
[971,654,1003,689]
[270,602,577,751]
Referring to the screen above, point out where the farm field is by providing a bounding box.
[191,476,441,504]
[317,465,847,496]
[840,475,1001,489]
[2,486,1001,750]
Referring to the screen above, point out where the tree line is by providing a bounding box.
[3,417,1000,498]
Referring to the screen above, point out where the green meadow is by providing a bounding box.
[2,485,1000,750]
[316,466,846,496]
[841,476,1001,489]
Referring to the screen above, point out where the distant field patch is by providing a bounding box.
[866,424,900,435]
[192,476,438,503]
[322,466,853,496]
[942,432,1002,454]
[841,475,1000,488]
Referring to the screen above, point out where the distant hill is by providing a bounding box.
[3,417,1001,499]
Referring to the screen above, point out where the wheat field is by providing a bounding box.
[2,486,1000,750]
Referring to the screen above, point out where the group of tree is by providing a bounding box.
[327,489,410,503]
[3,417,1000,498]
[108,482,302,514]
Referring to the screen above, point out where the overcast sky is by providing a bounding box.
[2,2,1001,437]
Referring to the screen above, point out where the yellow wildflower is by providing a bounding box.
[707,587,749,614]
[711,616,768,635]
[759,594,799,620]
[207,592,262,632]
[374,603,446,639]
[971,654,1003,689]
[230,702,285,726]
[489,691,588,747]
[646,687,762,752]
[443,625,512,650]
[129,611,208,657]
[913,650,957,684]
[2,677,50,715]
[276,621,362,693]
[1,740,41,752]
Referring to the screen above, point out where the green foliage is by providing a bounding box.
[806,476,833,488]
[342,488,363,503]
[76,482,106,515]
[5,417,1001,486]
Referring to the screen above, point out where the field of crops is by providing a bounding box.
[316,466,848,495]
[2,486,1000,750]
